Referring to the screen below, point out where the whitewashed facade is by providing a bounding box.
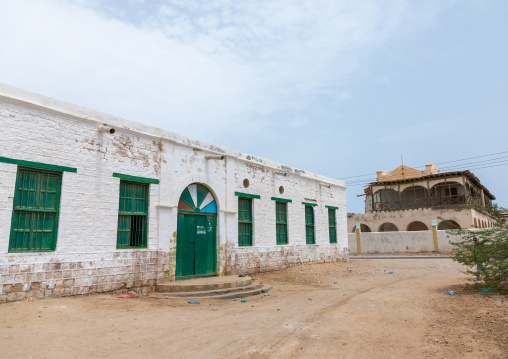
[0,84,347,302]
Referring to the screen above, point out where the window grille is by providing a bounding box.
[305,205,315,244]
[276,201,288,245]
[328,208,337,243]
[117,181,149,248]
[238,197,253,246]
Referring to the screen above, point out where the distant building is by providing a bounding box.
[347,164,496,232]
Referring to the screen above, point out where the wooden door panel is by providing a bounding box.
[176,213,216,279]
[182,215,196,276]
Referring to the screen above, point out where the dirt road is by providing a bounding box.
[1,258,506,358]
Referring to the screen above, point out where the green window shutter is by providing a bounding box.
[116,181,149,249]
[276,201,288,245]
[305,205,315,244]
[238,197,253,246]
[328,208,337,243]
[9,168,62,252]
[117,215,131,248]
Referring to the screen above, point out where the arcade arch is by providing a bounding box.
[437,220,461,230]
[378,222,399,232]
[407,221,428,231]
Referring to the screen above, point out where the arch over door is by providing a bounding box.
[178,183,217,213]
[176,183,217,279]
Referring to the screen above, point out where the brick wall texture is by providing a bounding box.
[0,89,347,302]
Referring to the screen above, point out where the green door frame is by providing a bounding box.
[175,210,217,280]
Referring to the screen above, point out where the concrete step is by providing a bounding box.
[156,276,252,293]
[159,283,273,300]
[158,281,263,298]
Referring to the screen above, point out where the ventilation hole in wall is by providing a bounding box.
[279,186,284,194]
[243,179,250,188]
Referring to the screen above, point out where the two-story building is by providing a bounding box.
[347,164,496,232]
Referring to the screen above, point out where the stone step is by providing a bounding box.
[159,283,273,300]
[158,281,263,298]
[156,276,252,293]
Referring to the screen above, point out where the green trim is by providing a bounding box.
[325,205,339,210]
[235,192,261,199]
[177,210,213,216]
[271,197,292,203]
[302,202,318,207]
[113,172,159,184]
[0,156,77,173]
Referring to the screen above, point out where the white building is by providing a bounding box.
[0,84,347,302]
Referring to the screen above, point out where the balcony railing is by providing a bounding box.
[430,195,466,206]
[372,195,481,211]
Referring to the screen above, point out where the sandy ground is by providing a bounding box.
[1,258,507,359]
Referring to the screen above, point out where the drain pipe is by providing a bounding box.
[98,124,116,134]
[205,154,224,160]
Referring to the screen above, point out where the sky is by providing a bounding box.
[0,0,507,213]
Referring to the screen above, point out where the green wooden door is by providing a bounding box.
[176,184,217,279]
[176,213,216,278]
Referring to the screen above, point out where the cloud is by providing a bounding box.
[0,0,451,142]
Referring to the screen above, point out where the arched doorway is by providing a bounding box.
[437,220,461,230]
[176,183,217,279]
[407,221,428,231]
[378,222,399,232]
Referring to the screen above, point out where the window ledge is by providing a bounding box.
[7,250,56,254]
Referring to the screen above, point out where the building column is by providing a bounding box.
[355,224,361,254]
[432,220,439,252]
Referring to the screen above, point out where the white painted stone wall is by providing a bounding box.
[0,84,347,301]
[347,230,466,253]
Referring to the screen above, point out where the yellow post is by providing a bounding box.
[355,223,361,254]
[432,220,439,252]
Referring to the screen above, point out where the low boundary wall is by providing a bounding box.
[348,230,463,254]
